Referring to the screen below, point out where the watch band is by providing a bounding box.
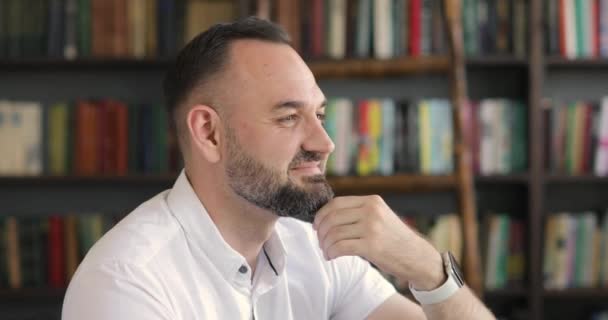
[408,252,463,305]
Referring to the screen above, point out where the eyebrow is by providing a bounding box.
[271,99,327,112]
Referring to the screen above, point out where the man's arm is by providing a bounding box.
[313,195,496,320]
[367,287,494,320]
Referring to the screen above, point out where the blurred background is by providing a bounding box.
[1,0,608,319]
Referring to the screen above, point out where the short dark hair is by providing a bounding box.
[163,17,291,153]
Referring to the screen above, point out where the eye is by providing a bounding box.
[278,114,299,123]
[316,113,326,123]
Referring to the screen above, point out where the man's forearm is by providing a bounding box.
[420,286,495,320]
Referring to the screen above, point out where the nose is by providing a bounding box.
[302,116,335,155]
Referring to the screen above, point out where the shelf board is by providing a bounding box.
[0,56,451,78]
[484,286,527,299]
[0,174,178,186]
[0,55,534,77]
[0,174,457,194]
[0,173,537,193]
[328,174,456,194]
[545,174,608,183]
[544,288,608,299]
[546,57,608,67]
[466,56,529,67]
[307,56,450,78]
[475,173,530,184]
[0,58,174,70]
[0,288,66,303]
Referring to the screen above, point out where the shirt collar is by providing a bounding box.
[166,170,288,284]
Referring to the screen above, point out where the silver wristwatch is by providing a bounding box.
[409,252,465,305]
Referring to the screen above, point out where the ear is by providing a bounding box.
[187,105,222,163]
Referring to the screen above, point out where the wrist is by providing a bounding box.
[408,248,446,291]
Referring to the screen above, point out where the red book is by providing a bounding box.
[92,0,113,56]
[114,101,129,175]
[98,100,112,174]
[311,0,324,58]
[113,0,128,57]
[75,101,99,175]
[48,216,66,288]
[594,0,601,57]
[558,0,567,57]
[409,0,421,56]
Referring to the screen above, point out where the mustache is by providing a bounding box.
[289,150,323,168]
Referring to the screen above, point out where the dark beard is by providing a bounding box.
[224,128,334,222]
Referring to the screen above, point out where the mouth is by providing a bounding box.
[290,162,323,175]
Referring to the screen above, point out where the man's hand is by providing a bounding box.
[313,195,445,290]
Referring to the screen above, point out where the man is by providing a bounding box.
[62,18,495,320]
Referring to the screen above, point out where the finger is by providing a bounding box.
[313,196,365,230]
[325,239,364,260]
[316,207,363,245]
[321,223,364,254]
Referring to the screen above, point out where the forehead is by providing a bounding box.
[224,40,325,108]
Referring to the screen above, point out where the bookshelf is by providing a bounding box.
[5,0,608,319]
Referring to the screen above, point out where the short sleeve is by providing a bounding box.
[62,262,174,320]
[329,256,397,320]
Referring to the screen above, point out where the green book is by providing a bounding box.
[463,0,479,56]
[510,101,527,172]
[574,0,585,58]
[78,0,91,56]
[31,0,47,56]
[0,0,5,58]
[7,0,22,58]
[19,217,45,287]
[77,215,94,260]
[496,214,510,288]
[20,0,35,57]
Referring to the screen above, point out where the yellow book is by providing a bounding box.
[368,100,382,174]
[49,103,68,175]
[145,0,157,57]
[64,215,79,281]
[6,217,21,289]
[129,0,147,58]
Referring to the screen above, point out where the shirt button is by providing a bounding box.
[238,265,248,274]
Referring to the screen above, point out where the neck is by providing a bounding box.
[185,167,278,274]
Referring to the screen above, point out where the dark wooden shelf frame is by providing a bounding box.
[475,173,530,184]
[0,288,66,303]
[0,55,531,76]
[543,288,608,299]
[546,57,608,67]
[545,174,608,183]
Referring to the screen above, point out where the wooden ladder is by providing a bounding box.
[443,0,483,296]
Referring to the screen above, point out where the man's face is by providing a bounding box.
[220,40,335,221]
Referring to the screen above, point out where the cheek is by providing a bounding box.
[236,122,300,168]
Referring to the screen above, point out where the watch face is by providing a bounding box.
[448,252,465,287]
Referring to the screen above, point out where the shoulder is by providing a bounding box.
[78,190,184,269]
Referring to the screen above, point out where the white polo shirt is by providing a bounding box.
[62,171,396,320]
